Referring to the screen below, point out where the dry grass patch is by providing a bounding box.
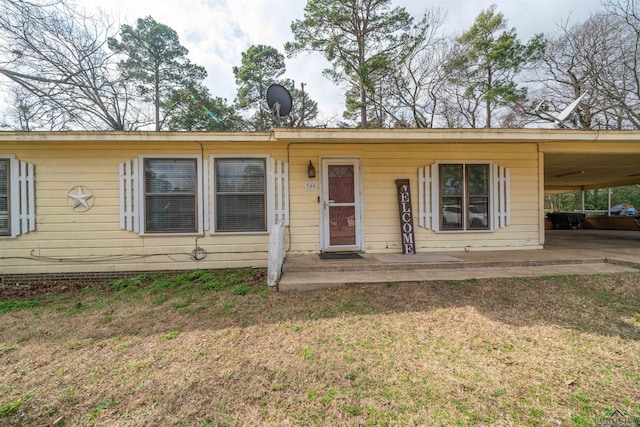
[1,269,639,426]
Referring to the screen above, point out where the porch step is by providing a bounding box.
[282,253,609,273]
[278,260,638,292]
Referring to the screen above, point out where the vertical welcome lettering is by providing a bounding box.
[395,179,416,254]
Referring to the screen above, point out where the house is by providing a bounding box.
[1,129,639,284]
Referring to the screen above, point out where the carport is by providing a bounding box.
[539,130,640,240]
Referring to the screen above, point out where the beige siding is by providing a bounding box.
[1,136,542,276]
[1,140,283,275]
[287,142,541,254]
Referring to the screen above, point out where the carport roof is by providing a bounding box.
[544,152,640,192]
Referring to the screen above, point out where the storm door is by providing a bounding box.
[320,158,363,252]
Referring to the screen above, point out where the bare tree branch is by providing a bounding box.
[0,0,148,130]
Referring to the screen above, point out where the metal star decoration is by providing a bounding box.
[68,186,94,210]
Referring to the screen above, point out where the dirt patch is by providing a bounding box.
[0,281,92,300]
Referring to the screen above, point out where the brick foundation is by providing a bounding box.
[0,268,265,286]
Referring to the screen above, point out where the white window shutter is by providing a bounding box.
[418,165,432,229]
[431,163,440,232]
[493,164,511,229]
[119,159,139,232]
[202,158,209,232]
[269,158,289,226]
[11,159,36,236]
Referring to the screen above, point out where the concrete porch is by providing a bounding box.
[278,229,640,291]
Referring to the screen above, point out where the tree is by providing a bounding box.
[1,86,71,131]
[534,4,639,130]
[166,86,242,131]
[233,46,319,130]
[233,45,286,131]
[286,0,421,128]
[367,8,449,128]
[599,0,640,128]
[283,79,319,128]
[0,0,143,130]
[444,5,545,128]
[536,14,621,129]
[108,16,207,131]
[546,185,640,212]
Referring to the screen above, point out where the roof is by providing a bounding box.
[1,128,639,144]
[2,128,640,191]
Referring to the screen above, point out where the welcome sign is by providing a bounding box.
[395,179,416,255]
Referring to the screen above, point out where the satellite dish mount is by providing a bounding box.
[534,93,587,128]
[265,84,293,126]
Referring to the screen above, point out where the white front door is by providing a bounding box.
[320,158,363,252]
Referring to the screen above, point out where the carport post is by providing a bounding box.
[581,188,585,213]
[608,187,612,216]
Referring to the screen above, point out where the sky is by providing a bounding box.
[69,0,607,123]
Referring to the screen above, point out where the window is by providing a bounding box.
[214,158,266,232]
[144,158,197,233]
[0,159,9,236]
[419,162,509,232]
[0,156,36,238]
[440,163,490,231]
[120,155,288,235]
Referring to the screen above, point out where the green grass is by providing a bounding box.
[0,399,22,417]
[0,299,42,314]
[0,270,639,426]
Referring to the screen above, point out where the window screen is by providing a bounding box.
[0,159,8,235]
[144,158,197,233]
[215,158,266,232]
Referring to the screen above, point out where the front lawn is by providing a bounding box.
[1,269,639,426]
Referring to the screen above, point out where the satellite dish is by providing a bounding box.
[534,93,587,128]
[266,84,292,117]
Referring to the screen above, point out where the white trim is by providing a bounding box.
[418,165,432,229]
[276,159,282,224]
[119,159,139,232]
[538,151,545,245]
[20,161,36,233]
[505,167,511,226]
[203,158,210,232]
[10,158,19,237]
[268,158,275,229]
[492,164,499,230]
[319,156,364,252]
[499,166,506,228]
[283,161,289,226]
[26,162,35,232]
[20,161,27,235]
[132,158,139,233]
[1,155,36,238]
[119,162,125,229]
[431,163,440,232]
[492,164,511,229]
[271,158,289,226]
[210,154,272,235]
[137,154,203,236]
